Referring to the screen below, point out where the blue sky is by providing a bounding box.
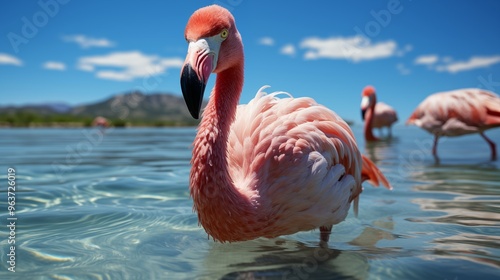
[1,0,500,124]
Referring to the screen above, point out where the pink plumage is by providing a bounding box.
[407,88,500,160]
[180,5,392,243]
[92,116,110,128]
[372,102,398,129]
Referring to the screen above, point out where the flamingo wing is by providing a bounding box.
[227,87,390,237]
[373,102,398,128]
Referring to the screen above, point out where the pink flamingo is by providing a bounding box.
[92,116,110,128]
[360,86,398,141]
[407,88,500,161]
[180,5,392,243]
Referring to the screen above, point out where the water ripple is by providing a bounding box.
[1,127,499,279]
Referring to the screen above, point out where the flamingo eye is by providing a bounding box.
[220,29,228,39]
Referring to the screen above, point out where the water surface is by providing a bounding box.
[0,127,499,279]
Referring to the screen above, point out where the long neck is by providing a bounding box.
[198,62,243,174]
[364,101,378,141]
[189,61,250,240]
[206,64,244,139]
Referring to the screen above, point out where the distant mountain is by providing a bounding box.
[46,102,73,113]
[70,91,203,124]
[0,102,72,115]
[0,91,205,126]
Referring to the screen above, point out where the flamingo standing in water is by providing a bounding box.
[360,86,398,141]
[92,116,110,128]
[180,5,392,243]
[407,88,500,161]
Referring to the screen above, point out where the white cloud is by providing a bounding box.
[63,34,115,49]
[77,64,94,72]
[96,71,131,81]
[43,61,66,71]
[77,51,184,81]
[160,58,185,68]
[436,55,500,73]
[415,54,500,73]
[0,53,22,66]
[259,37,274,46]
[300,35,400,62]
[414,55,438,65]
[280,44,296,56]
[397,63,410,75]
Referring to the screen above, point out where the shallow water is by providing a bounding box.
[0,126,499,279]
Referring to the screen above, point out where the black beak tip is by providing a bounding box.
[361,109,366,121]
[181,64,205,120]
[190,111,200,120]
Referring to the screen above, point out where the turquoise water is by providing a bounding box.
[0,126,499,279]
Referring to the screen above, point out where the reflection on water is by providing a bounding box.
[349,217,396,248]
[412,164,500,226]
[430,233,500,269]
[407,156,500,273]
[0,127,499,279]
[199,239,368,280]
[364,137,402,167]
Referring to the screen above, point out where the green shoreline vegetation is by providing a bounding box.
[0,112,200,128]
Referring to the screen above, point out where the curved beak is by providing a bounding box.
[360,96,369,121]
[180,39,215,119]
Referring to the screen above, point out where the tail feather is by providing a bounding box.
[406,109,420,125]
[485,107,500,127]
[483,90,500,125]
[361,155,392,190]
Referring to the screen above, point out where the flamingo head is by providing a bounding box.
[361,85,377,120]
[180,5,243,119]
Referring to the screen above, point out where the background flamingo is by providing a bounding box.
[92,116,110,128]
[180,5,392,244]
[407,88,500,160]
[360,86,398,141]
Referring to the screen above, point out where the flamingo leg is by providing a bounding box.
[480,132,497,161]
[388,126,392,138]
[320,226,332,243]
[432,135,440,162]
